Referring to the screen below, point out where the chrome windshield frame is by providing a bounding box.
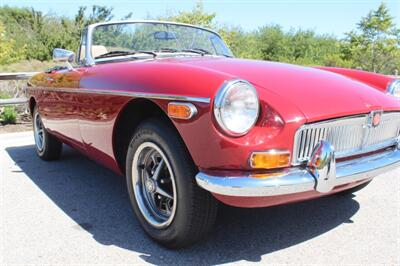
[84,20,226,66]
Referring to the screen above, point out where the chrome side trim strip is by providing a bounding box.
[27,87,210,104]
[196,148,400,197]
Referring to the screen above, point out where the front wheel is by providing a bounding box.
[126,119,218,248]
[33,106,62,160]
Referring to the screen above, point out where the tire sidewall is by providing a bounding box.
[33,106,46,157]
[126,120,197,245]
[32,106,62,161]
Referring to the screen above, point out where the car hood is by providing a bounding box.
[171,57,400,122]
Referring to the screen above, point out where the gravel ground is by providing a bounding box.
[1,131,399,265]
[0,122,32,134]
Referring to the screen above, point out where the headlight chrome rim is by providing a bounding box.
[213,79,260,137]
[387,79,400,98]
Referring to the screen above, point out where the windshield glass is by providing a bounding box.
[90,22,233,60]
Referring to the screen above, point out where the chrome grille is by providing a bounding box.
[293,112,400,165]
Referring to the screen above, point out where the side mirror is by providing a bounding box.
[53,48,75,70]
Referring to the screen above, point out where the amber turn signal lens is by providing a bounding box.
[250,150,291,169]
[168,102,197,119]
[250,172,286,179]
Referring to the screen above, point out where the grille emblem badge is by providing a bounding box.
[367,110,383,128]
[372,112,381,127]
[362,110,383,148]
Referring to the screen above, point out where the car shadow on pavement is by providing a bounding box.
[6,144,360,265]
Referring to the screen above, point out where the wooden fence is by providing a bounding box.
[0,72,38,106]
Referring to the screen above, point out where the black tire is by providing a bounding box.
[33,106,63,161]
[126,118,218,249]
[339,180,372,195]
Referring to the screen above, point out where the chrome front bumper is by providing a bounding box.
[196,145,400,197]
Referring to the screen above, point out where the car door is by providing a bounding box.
[76,67,130,172]
[39,68,86,151]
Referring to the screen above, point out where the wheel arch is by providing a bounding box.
[29,97,36,116]
[112,98,194,174]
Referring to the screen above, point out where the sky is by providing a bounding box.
[1,0,399,37]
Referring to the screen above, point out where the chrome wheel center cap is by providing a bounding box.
[145,179,156,193]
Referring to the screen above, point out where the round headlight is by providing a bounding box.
[387,79,400,98]
[214,80,259,136]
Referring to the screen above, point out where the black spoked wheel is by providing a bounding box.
[132,142,177,229]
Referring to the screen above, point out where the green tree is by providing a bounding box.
[218,25,258,58]
[164,2,216,28]
[0,21,25,64]
[0,5,130,62]
[0,7,44,60]
[70,6,118,52]
[256,25,292,62]
[343,3,399,74]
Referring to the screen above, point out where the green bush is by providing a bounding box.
[0,106,17,124]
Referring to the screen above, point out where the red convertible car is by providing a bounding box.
[27,20,400,248]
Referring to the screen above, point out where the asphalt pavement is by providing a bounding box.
[1,131,399,265]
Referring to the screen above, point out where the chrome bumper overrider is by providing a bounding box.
[196,142,400,197]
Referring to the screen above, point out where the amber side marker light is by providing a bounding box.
[250,150,291,169]
[168,102,197,119]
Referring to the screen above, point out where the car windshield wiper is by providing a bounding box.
[181,48,211,56]
[182,48,232,57]
[155,47,211,56]
[95,51,134,59]
[153,48,233,58]
[137,50,157,57]
[156,48,180,53]
[219,53,234,58]
[95,50,156,59]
